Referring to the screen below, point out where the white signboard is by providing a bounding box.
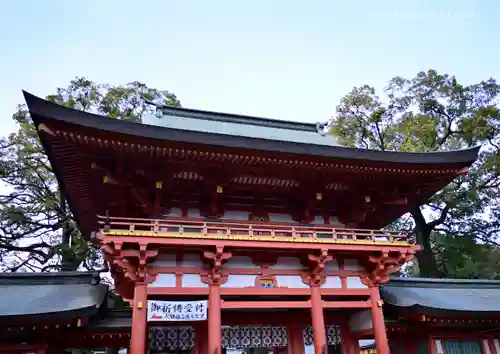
[147,300,208,322]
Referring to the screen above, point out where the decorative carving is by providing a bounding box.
[200,272,228,285]
[306,249,332,286]
[203,246,232,285]
[98,237,158,284]
[365,251,414,285]
[255,275,277,288]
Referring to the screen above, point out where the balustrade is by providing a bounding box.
[97,216,410,243]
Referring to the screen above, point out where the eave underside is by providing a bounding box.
[38,132,473,236]
[385,305,500,318]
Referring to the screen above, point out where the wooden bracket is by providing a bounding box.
[366,250,414,285]
[100,240,158,283]
[307,248,332,286]
[203,246,232,285]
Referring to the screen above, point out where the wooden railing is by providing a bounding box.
[97,216,411,243]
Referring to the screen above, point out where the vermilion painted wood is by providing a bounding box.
[129,283,147,354]
[98,215,411,243]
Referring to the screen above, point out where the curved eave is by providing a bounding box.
[381,279,500,315]
[0,279,108,322]
[23,91,481,165]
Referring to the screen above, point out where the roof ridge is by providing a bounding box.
[149,102,327,133]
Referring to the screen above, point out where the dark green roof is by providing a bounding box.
[145,104,339,147]
[0,272,108,320]
[381,277,500,314]
[24,91,480,165]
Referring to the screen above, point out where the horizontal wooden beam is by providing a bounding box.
[221,300,311,309]
[220,300,371,309]
[322,288,371,296]
[322,300,371,309]
[149,266,364,277]
[147,287,209,295]
[147,286,371,297]
[101,234,416,252]
[221,288,309,296]
[221,288,370,296]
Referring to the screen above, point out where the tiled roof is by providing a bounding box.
[24,91,480,164]
[0,271,108,318]
[382,277,500,313]
[144,104,338,147]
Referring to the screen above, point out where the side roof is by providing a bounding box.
[24,91,480,165]
[381,277,500,314]
[0,271,108,320]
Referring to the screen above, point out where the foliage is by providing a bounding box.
[0,78,180,272]
[434,232,500,279]
[330,69,500,278]
[108,289,130,309]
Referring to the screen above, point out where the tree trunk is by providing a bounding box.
[60,188,71,245]
[59,187,78,271]
[414,226,441,277]
[411,208,441,278]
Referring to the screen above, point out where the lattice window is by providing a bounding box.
[303,324,341,346]
[442,340,482,354]
[149,326,195,352]
[221,325,288,348]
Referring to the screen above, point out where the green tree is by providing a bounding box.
[330,69,500,278]
[0,77,180,272]
[434,232,500,279]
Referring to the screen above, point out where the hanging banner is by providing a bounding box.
[147,300,208,322]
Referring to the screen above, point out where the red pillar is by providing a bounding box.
[310,285,326,354]
[340,321,357,354]
[370,286,389,354]
[288,322,305,354]
[350,339,360,354]
[130,282,148,354]
[36,345,48,354]
[196,322,208,354]
[208,283,221,354]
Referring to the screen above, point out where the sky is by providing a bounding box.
[0,0,498,138]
